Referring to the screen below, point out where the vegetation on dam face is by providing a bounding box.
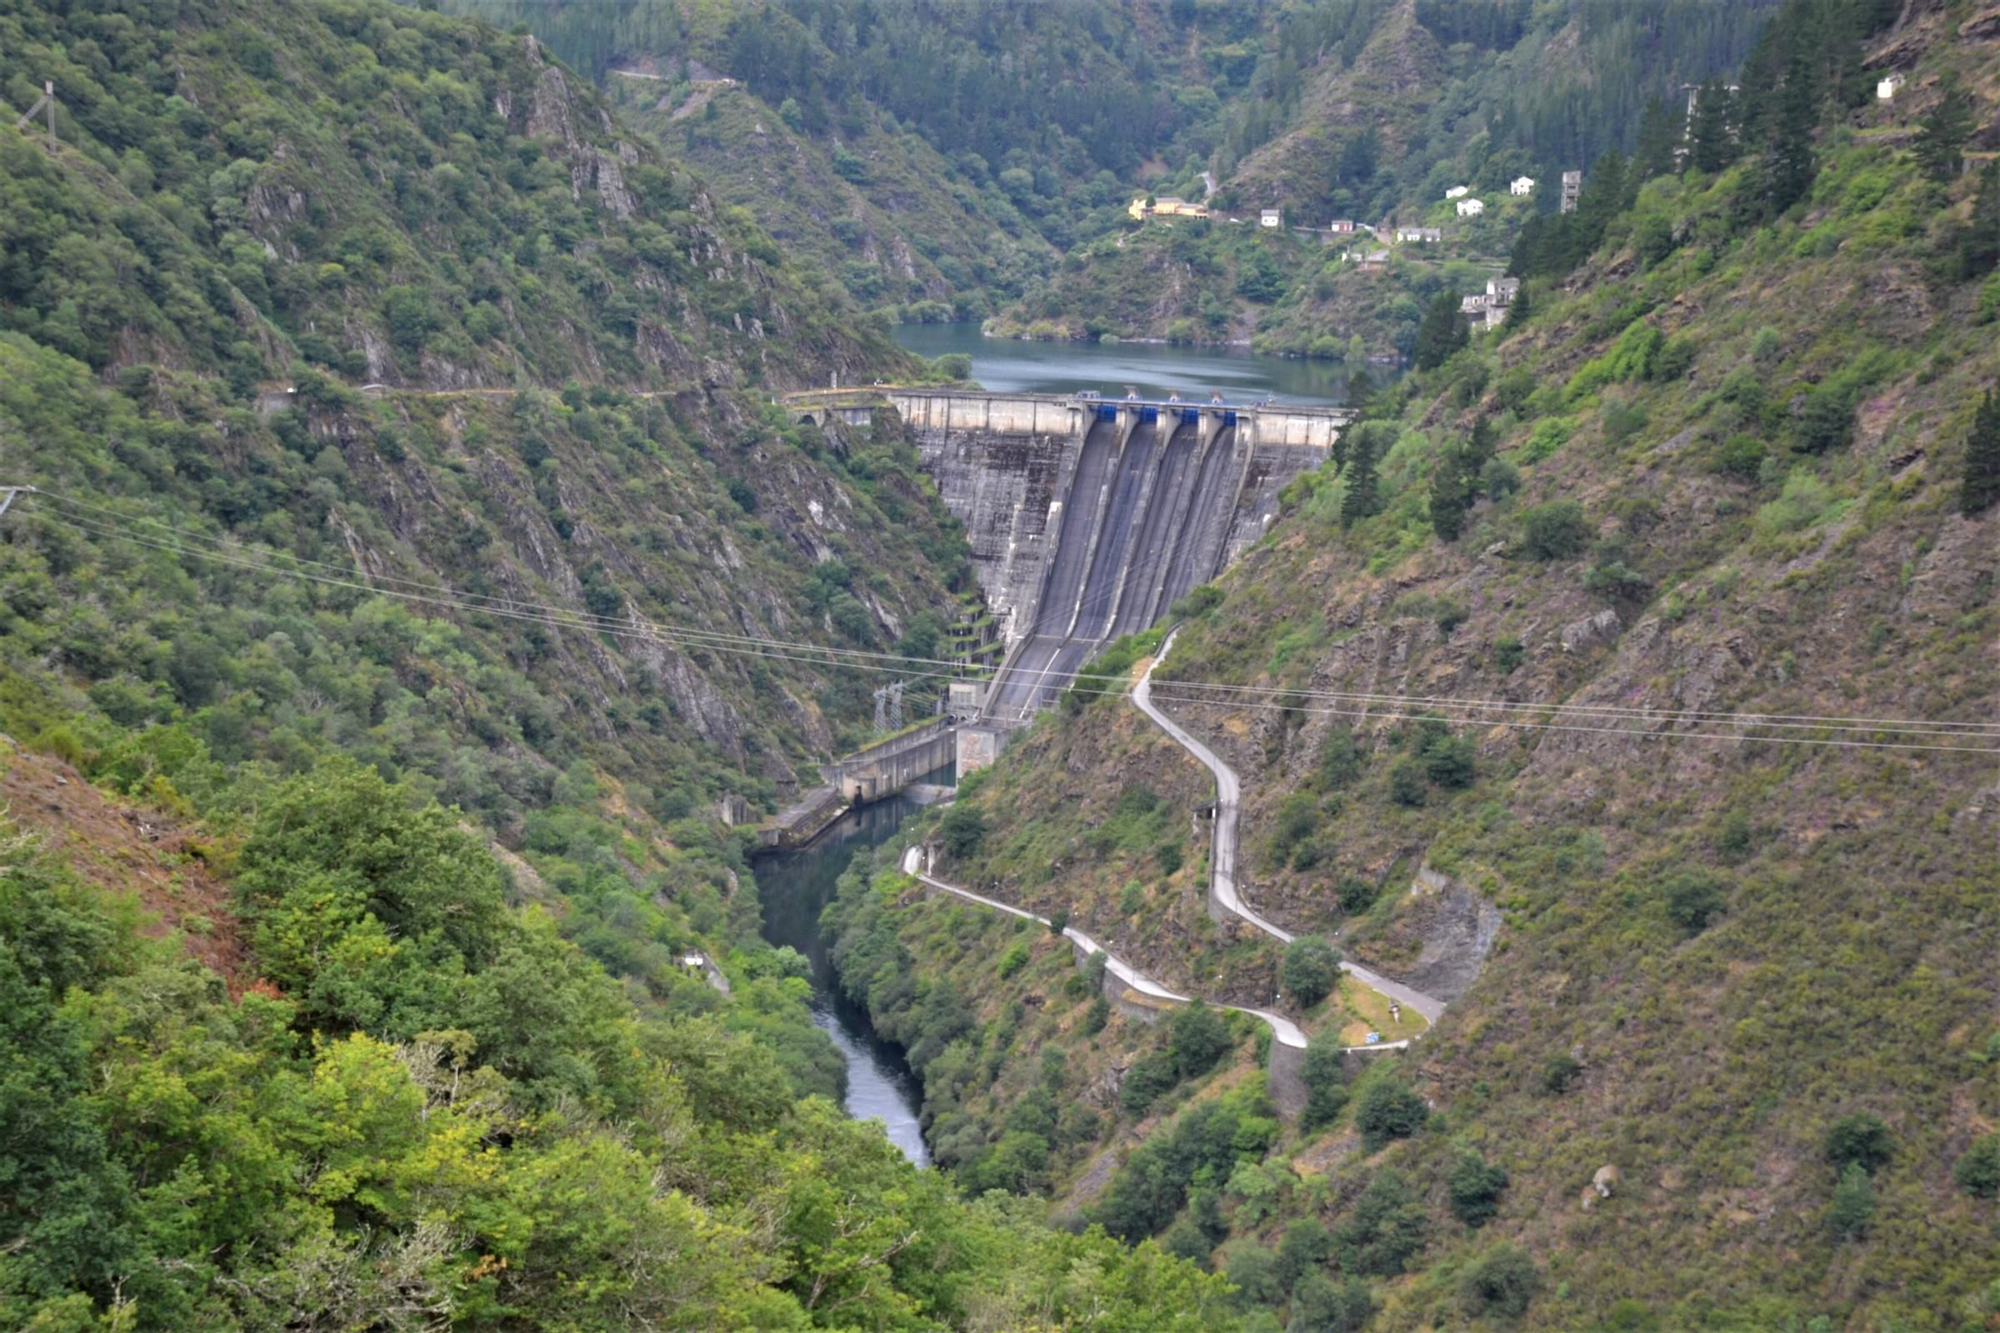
[5,0,2000,1330]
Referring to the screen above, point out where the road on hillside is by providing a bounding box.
[1133,631,1448,1025]
[900,848,1332,1050]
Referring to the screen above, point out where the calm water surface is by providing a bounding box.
[893,322,1387,405]
[752,790,936,1167]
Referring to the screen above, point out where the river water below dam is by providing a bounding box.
[894,322,1387,404]
[751,788,936,1166]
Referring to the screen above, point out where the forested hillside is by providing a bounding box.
[827,0,2000,1327]
[435,0,1784,348]
[0,1,1232,1327]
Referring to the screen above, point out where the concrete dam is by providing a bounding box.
[886,391,1351,724]
[770,387,1348,821]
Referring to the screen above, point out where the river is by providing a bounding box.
[893,322,1386,405]
[752,791,933,1167]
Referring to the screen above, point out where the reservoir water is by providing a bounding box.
[893,322,1383,405]
[752,791,932,1166]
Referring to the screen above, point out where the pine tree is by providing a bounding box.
[1736,21,1788,147]
[1962,391,2000,518]
[1633,95,1677,183]
[1341,427,1381,527]
[1414,291,1468,371]
[1763,49,1818,216]
[1915,75,1973,185]
[1688,80,1738,174]
[1429,445,1472,542]
[1501,282,1532,333]
[1960,163,2000,279]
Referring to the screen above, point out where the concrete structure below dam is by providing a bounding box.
[781,387,1351,799]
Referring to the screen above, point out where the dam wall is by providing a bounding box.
[783,387,1348,735]
[896,392,1084,648]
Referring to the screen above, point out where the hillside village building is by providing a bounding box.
[1456,197,1485,217]
[1511,175,1536,195]
[1445,185,1470,200]
[1395,225,1442,244]
[1259,208,1283,228]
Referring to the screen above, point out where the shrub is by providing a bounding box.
[1300,1040,1350,1131]
[1648,335,1697,382]
[1355,1078,1427,1151]
[1482,457,1522,500]
[1829,1162,1875,1239]
[1168,1000,1232,1079]
[1048,907,1070,936]
[1825,1113,1894,1175]
[1423,734,1476,788]
[1281,936,1342,1007]
[1318,729,1362,787]
[1335,1168,1428,1275]
[1541,1053,1582,1095]
[1521,417,1571,462]
[1663,871,1727,934]
[1447,1150,1510,1227]
[1519,500,1591,559]
[1459,1244,1540,1318]
[1273,1218,1333,1293]
[1119,1051,1178,1115]
[938,805,986,859]
[1755,468,1833,537]
[1224,1244,1281,1307]
[1288,1272,1373,1332]
[1492,635,1524,674]
[1716,432,1766,478]
[1119,880,1146,915]
[1337,876,1377,915]
[997,941,1030,979]
[1954,1135,2000,1198]
[1388,756,1428,807]
[1795,384,1855,453]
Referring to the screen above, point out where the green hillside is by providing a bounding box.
[826,2,2000,1327]
[0,1,1231,1327]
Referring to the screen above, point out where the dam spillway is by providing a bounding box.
[880,390,1351,727]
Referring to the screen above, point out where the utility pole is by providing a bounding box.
[15,82,56,152]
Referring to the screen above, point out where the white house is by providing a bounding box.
[1510,175,1536,196]
[1486,277,1521,304]
[1394,225,1441,244]
[1329,218,1356,234]
[1456,197,1485,217]
[1259,208,1283,228]
[1877,72,1906,102]
[1445,185,1470,200]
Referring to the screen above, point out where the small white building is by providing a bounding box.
[1877,72,1905,102]
[1455,198,1485,217]
[1259,208,1283,228]
[1486,276,1521,304]
[1394,225,1441,244]
[1445,185,1470,200]
[1510,175,1536,196]
[1329,218,1356,233]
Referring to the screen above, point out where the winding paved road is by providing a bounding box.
[1133,630,1448,1026]
[901,848,1329,1051]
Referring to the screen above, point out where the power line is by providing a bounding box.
[12,489,1998,755]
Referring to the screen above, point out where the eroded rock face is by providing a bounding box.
[1559,607,1622,654]
[1379,864,1503,1004]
